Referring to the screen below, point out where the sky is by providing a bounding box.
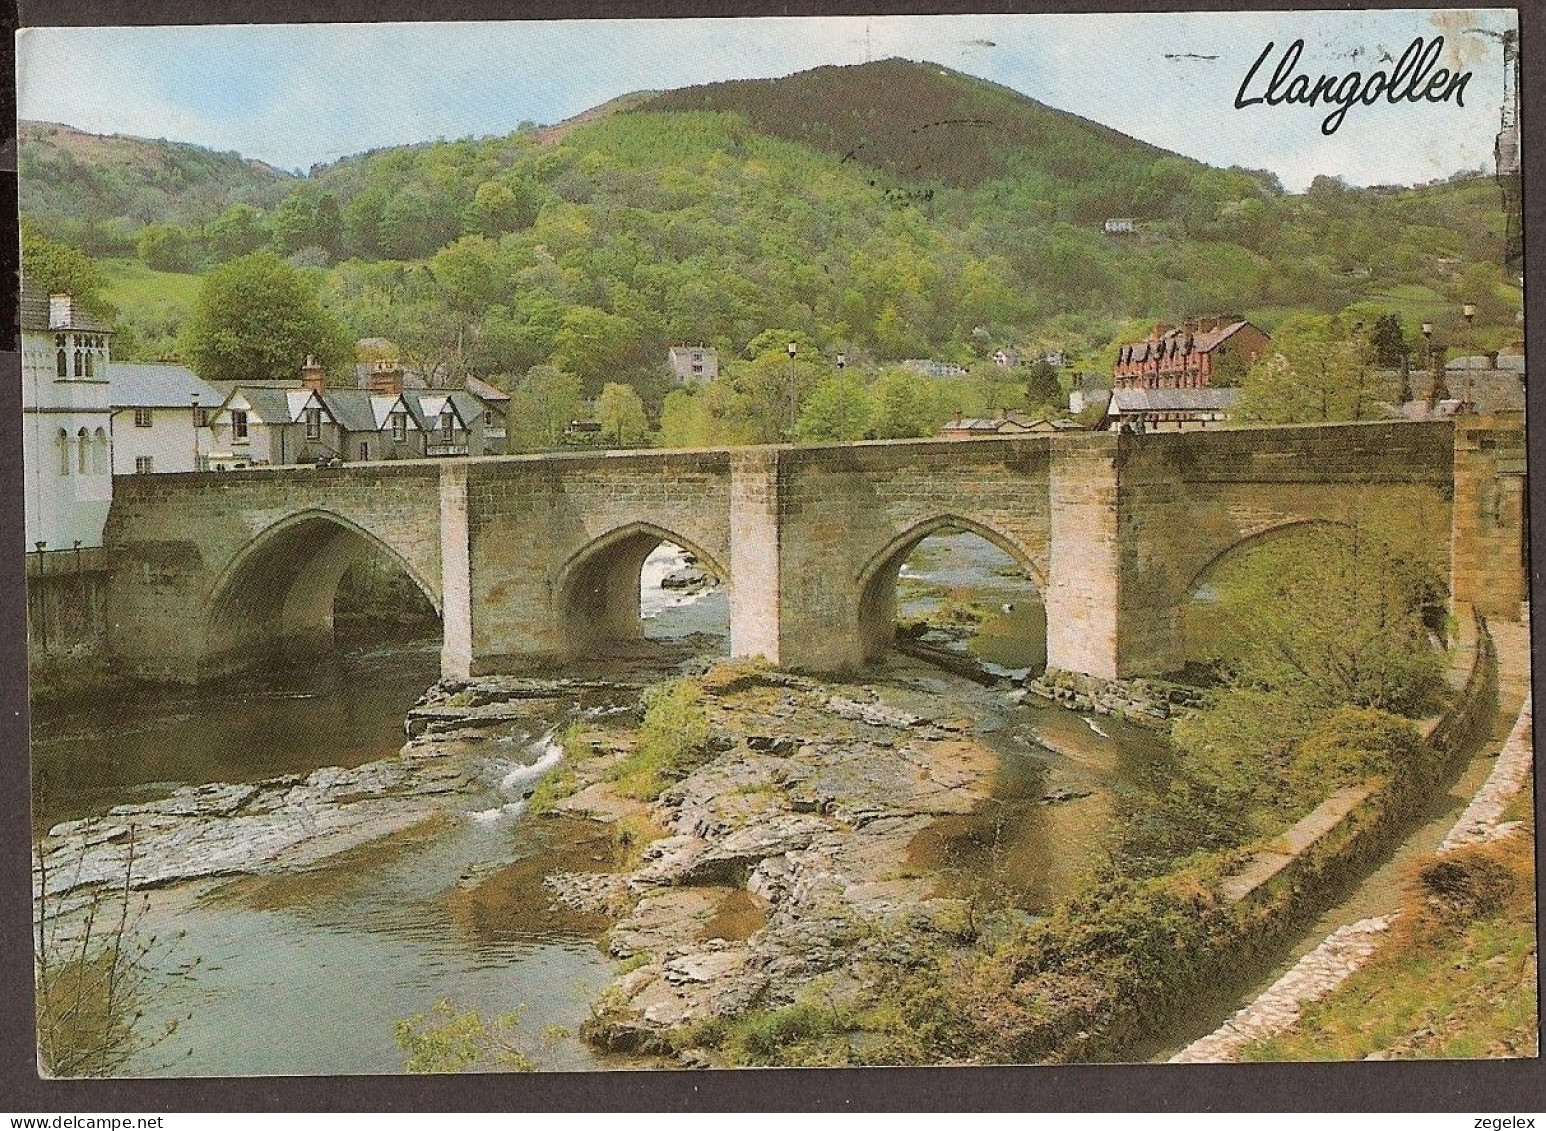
[15,9,1518,192]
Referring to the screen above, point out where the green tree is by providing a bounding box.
[1367,312,1411,370]
[1023,358,1062,411]
[507,364,584,451]
[464,177,542,237]
[1237,314,1387,423]
[553,306,646,395]
[796,371,873,442]
[596,382,649,447]
[394,1000,533,1074]
[135,223,201,272]
[1174,520,1447,806]
[205,204,270,263]
[870,367,939,439]
[181,251,353,384]
[19,225,116,322]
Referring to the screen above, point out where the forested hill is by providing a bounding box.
[21,58,1519,396]
[18,120,295,246]
[642,58,1178,200]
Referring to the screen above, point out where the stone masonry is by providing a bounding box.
[101,419,1506,685]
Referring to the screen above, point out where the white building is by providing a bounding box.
[20,284,115,550]
[667,345,719,386]
[109,362,224,475]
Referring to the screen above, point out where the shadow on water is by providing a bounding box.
[30,638,445,833]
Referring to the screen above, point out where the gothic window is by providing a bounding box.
[77,428,90,474]
[84,351,94,378]
[58,429,70,475]
[56,350,67,379]
[73,350,83,378]
[93,428,108,474]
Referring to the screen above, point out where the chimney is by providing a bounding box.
[369,357,404,396]
[301,354,326,393]
[49,294,75,329]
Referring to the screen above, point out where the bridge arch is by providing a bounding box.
[854,513,1045,664]
[202,508,442,678]
[1181,518,1351,601]
[555,520,730,657]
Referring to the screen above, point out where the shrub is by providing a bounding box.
[394,1000,534,1073]
[1416,853,1517,924]
[1288,705,1420,802]
[607,678,712,799]
[34,827,194,1077]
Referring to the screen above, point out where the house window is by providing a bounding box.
[77,428,90,474]
[73,349,83,377]
[359,441,370,462]
[134,408,153,428]
[56,350,67,379]
[193,407,208,427]
[84,351,94,378]
[484,409,494,427]
[440,410,454,442]
[232,410,249,440]
[135,456,154,474]
[305,407,322,440]
[391,412,407,442]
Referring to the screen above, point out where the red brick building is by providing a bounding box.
[1113,316,1270,389]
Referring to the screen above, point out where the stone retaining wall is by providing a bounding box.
[1171,613,1517,1063]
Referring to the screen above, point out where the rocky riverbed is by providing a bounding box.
[34,642,1157,1071]
[510,657,1107,1061]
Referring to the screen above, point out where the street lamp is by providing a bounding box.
[835,353,849,441]
[191,392,201,471]
[33,541,47,648]
[786,340,798,440]
[1462,302,1477,413]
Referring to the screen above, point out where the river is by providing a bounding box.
[31,535,1171,1076]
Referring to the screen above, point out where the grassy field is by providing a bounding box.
[1240,801,1537,1062]
[101,257,204,311]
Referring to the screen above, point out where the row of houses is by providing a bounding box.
[20,280,513,553]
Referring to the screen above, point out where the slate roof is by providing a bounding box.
[107,362,223,409]
[464,374,511,403]
[19,281,51,331]
[1107,388,1239,413]
[1117,321,1258,365]
[229,387,294,424]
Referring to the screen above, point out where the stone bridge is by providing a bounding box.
[102,418,1521,685]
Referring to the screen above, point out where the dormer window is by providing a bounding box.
[305,407,322,440]
[232,410,249,441]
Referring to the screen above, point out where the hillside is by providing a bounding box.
[642,58,1173,198]
[22,59,1521,407]
[19,120,296,250]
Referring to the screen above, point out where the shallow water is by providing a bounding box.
[33,533,1167,1075]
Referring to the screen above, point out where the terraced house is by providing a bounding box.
[204,356,490,467]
